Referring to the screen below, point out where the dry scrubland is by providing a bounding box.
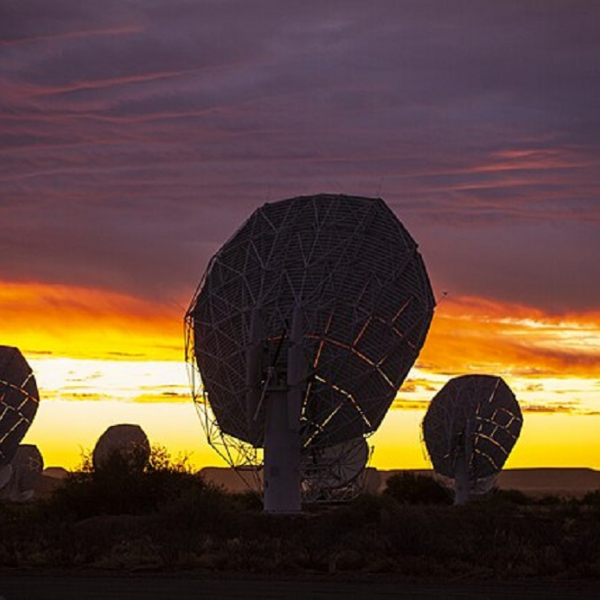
[2,450,600,581]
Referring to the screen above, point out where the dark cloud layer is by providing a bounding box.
[1,1,599,310]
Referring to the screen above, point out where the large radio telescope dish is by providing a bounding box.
[422,374,523,504]
[186,194,435,511]
[0,346,40,468]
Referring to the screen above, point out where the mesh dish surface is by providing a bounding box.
[0,346,39,467]
[188,194,435,449]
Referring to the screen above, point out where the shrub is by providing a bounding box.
[581,489,600,507]
[487,487,531,506]
[45,445,201,519]
[383,472,451,505]
[537,494,563,506]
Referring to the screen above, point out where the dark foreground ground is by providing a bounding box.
[2,573,600,600]
[4,466,600,598]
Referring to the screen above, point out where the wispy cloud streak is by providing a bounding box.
[1,1,599,312]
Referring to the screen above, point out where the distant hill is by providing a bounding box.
[496,468,600,497]
[379,468,600,497]
[199,467,261,494]
[200,466,600,498]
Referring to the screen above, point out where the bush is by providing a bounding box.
[45,445,202,519]
[581,489,600,507]
[537,494,563,506]
[383,472,451,505]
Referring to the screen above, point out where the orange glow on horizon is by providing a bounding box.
[419,295,600,380]
[4,278,600,470]
[0,279,184,361]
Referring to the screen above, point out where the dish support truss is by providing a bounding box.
[419,418,498,503]
[185,322,372,503]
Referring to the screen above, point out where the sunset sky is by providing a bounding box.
[2,1,599,471]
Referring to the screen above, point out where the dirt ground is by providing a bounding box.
[1,573,600,600]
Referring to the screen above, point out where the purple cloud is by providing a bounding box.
[1,1,599,310]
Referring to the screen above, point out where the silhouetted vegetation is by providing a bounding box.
[582,489,600,508]
[44,445,202,519]
[383,472,451,505]
[487,487,531,506]
[3,458,600,580]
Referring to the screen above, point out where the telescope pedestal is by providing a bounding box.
[263,387,301,514]
[454,452,469,505]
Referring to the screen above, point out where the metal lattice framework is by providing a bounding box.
[185,349,262,472]
[422,374,523,495]
[185,194,435,496]
[0,346,39,468]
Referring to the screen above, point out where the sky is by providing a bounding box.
[1,1,599,471]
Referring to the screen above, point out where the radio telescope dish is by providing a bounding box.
[0,346,40,468]
[0,465,12,491]
[10,444,43,491]
[422,375,523,504]
[92,424,151,471]
[0,444,44,502]
[186,194,435,513]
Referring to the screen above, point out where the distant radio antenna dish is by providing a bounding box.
[0,444,44,502]
[0,346,40,469]
[422,374,523,504]
[0,464,12,491]
[301,436,370,502]
[186,193,435,512]
[92,424,151,471]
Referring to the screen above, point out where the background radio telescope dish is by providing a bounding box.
[301,436,370,502]
[0,465,12,491]
[422,374,523,504]
[0,444,44,502]
[186,194,435,512]
[92,424,151,471]
[0,346,40,468]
